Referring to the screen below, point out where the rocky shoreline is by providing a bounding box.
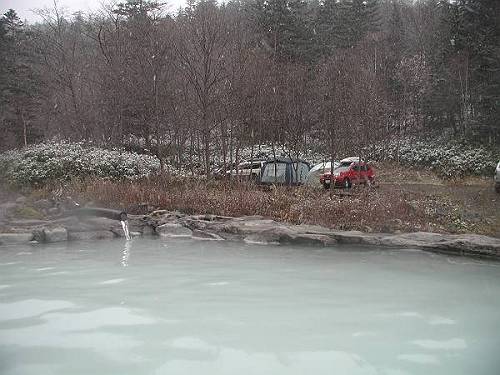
[1,208,500,259]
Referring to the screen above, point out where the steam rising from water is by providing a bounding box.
[1,238,500,375]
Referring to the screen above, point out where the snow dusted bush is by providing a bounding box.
[0,141,160,186]
[366,137,499,178]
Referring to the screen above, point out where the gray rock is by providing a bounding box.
[244,234,279,245]
[68,231,115,241]
[244,227,296,245]
[15,196,27,204]
[157,214,185,226]
[126,216,154,235]
[0,202,17,213]
[43,227,68,243]
[391,218,403,227]
[47,207,60,216]
[192,229,224,241]
[0,232,34,245]
[183,218,210,231]
[244,226,337,247]
[220,219,282,236]
[329,231,376,244]
[156,223,193,237]
[111,226,128,238]
[379,232,446,248]
[32,229,45,243]
[280,233,337,246]
[140,225,155,236]
[34,199,53,210]
[233,215,265,221]
[145,212,500,257]
[8,219,50,226]
[290,224,333,235]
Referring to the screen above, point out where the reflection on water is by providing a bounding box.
[411,338,467,350]
[121,239,132,267]
[155,342,382,375]
[1,238,500,375]
[397,353,440,365]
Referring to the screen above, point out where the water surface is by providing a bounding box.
[1,238,499,375]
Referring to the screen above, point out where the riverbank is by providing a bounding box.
[1,162,499,257]
[1,207,500,259]
[4,161,498,236]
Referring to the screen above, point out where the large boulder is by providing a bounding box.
[68,231,115,241]
[0,202,17,216]
[156,223,193,237]
[32,226,68,243]
[43,227,68,243]
[244,226,337,247]
[0,232,34,245]
[383,232,500,258]
[244,227,296,245]
[33,199,53,211]
[280,233,338,246]
[192,229,224,241]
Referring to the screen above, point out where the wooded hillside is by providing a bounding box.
[1,0,499,174]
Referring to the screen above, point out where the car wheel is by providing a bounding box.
[343,179,351,189]
[323,182,331,190]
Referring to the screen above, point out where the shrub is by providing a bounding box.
[0,141,160,186]
[366,137,500,178]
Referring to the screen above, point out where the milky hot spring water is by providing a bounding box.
[1,238,500,375]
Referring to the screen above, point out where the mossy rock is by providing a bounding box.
[15,206,44,220]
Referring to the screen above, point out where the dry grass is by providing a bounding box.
[29,173,498,236]
[6,161,491,237]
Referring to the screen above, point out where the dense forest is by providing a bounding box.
[0,0,499,175]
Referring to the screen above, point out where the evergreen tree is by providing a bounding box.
[0,10,42,150]
[334,0,380,49]
[251,0,311,61]
[451,0,500,142]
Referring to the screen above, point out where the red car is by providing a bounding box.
[319,161,375,189]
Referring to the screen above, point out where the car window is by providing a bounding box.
[334,166,350,173]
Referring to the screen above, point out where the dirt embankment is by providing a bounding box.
[376,162,500,237]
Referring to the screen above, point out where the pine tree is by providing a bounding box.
[337,0,380,48]
[0,10,42,149]
[251,0,311,61]
[452,0,500,142]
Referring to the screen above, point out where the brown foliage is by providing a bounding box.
[43,176,481,235]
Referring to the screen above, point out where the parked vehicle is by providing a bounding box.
[219,160,266,181]
[306,161,340,186]
[495,161,500,193]
[260,158,310,185]
[319,160,374,189]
